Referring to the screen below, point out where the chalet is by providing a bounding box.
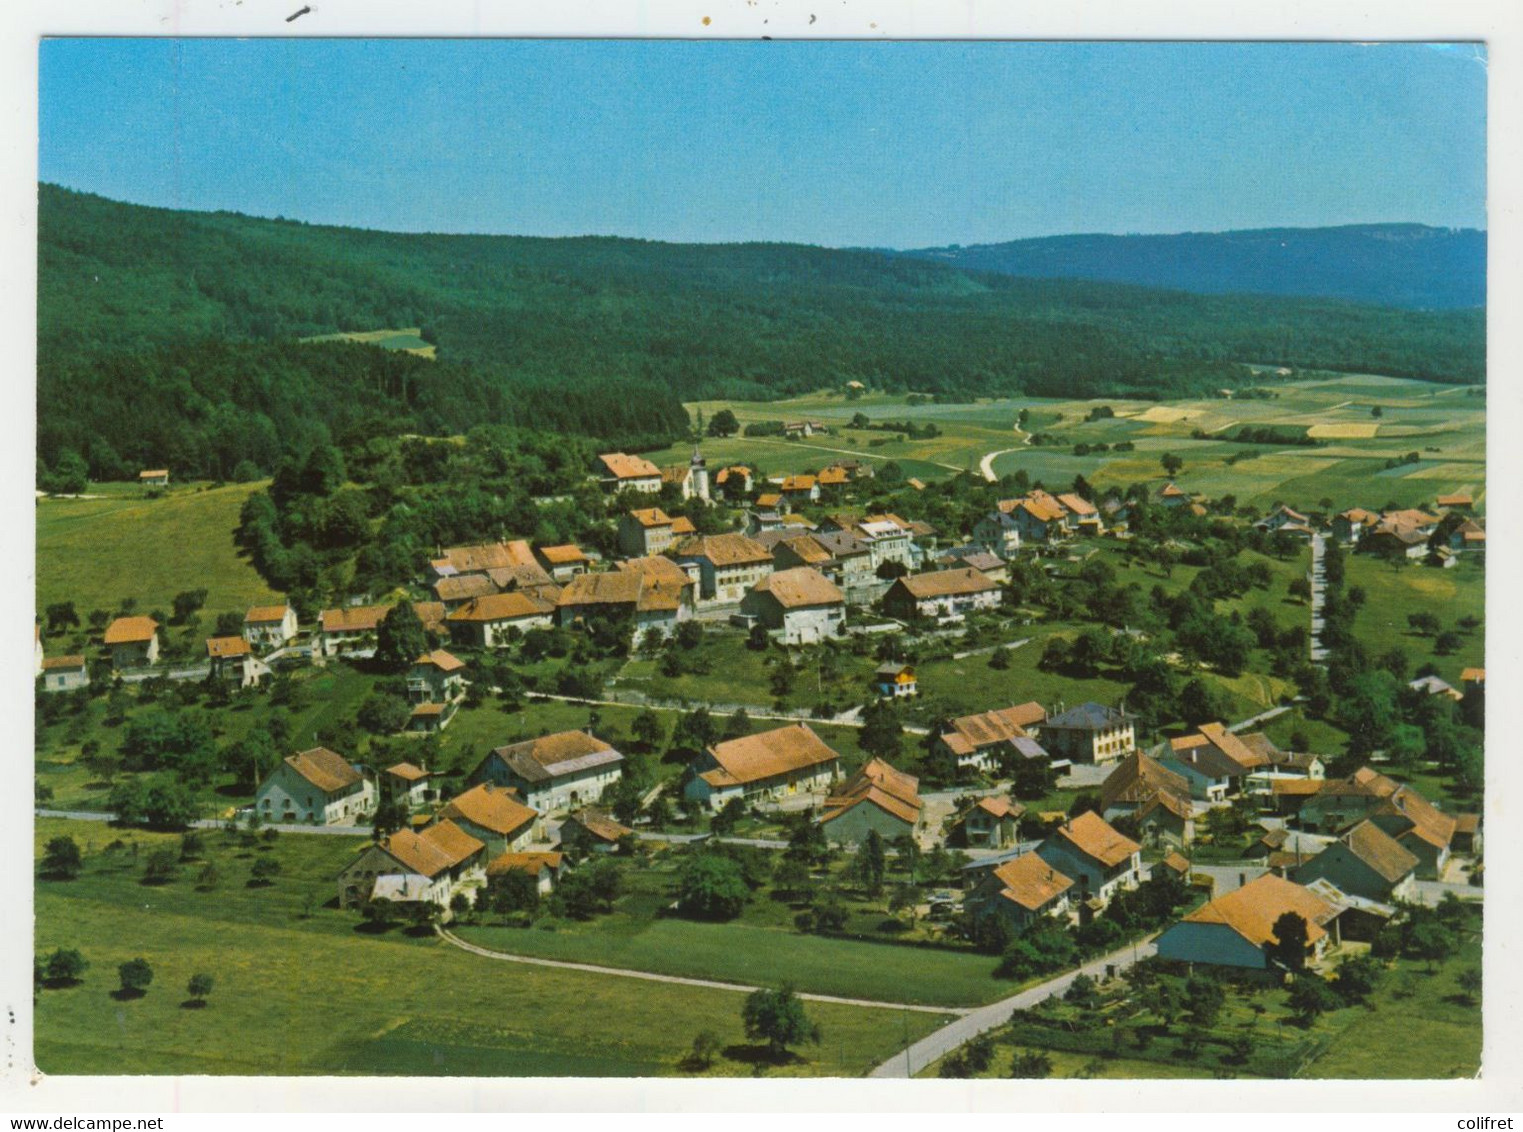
[972,509,1023,559]
[818,758,923,846]
[1099,752,1192,821]
[951,796,1024,849]
[337,820,485,910]
[104,616,160,669]
[1160,721,1267,799]
[668,533,775,606]
[255,747,375,826]
[618,507,696,557]
[873,662,917,699]
[741,567,847,644]
[882,567,1000,621]
[661,450,711,502]
[1033,811,1143,908]
[382,762,433,809]
[205,636,271,688]
[446,592,557,647]
[779,474,820,503]
[966,852,1075,936]
[596,452,663,494]
[1290,820,1419,903]
[1039,701,1135,765]
[408,649,467,704]
[685,722,842,811]
[1158,482,1188,508]
[558,808,634,853]
[470,730,624,814]
[1155,874,1341,976]
[437,783,539,855]
[38,655,90,694]
[243,604,298,650]
[557,558,695,641]
[937,548,1009,585]
[409,698,455,733]
[1256,505,1316,540]
[937,703,1051,775]
[486,850,563,894]
[1331,508,1381,546]
[138,469,169,487]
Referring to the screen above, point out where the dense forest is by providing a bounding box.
[39,185,1485,481]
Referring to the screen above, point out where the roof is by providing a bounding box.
[437,541,539,573]
[598,452,662,480]
[538,544,589,565]
[941,703,1048,756]
[817,466,850,486]
[40,654,86,670]
[778,535,834,566]
[435,574,498,603]
[700,723,841,789]
[104,616,158,644]
[616,554,697,590]
[1339,507,1380,524]
[1182,873,1339,949]
[1461,667,1485,683]
[487,850,564,877]
[991,853,1075,912]
[1138,790,1194,823]
[414,649,466,673]
[139,468,168,478]
[1160,482,1186,498]
[750,567,845,609]
[284,748,362,794]
[319,605,388,634]
[821,758,922,826]
[244,604,292,624]
[1057,492,1098,517]
[411,701,447,718]
[894,567,999,600]
[781,475,817,492]
[490,730,623,784]
[874,661,915,678]
[413,602,447,633]
[1045,701,1133,731]
[558,567,687,614]
[1436,493,1474,507]
[671,532,774,567]
[564,808,634,843]
[627,507,675,529]
[385,762,432,782]
[1340,821,1420,884]
[1378,786,1457,854]
[439,783,539,837]
[809,530,871,558]
[1454,813,1481,835]
[756,493,783,508]
[1168,721,1267,776]
[374,820,485,879]
[205,636,252,659]
[970,796,1024,821]
[1100,752,1191,811]
[447,592,555,623]
[1159,851,1191,875]
[1050,811,1140,868]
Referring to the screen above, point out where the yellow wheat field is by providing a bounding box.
[1307,422,1380,439]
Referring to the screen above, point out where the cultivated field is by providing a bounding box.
[299,326,437,359]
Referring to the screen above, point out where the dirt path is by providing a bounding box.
[978,423,1032,482]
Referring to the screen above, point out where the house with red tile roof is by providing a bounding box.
[255,747,375,826]
[337,819,486,909]
[596,452,663,493]
[104,616,159,669]
[684,723,842,811]
[966,852,1076,935]
[1155,873,1342,975]
[469,731,624,815]
[819,759,923,845]
[1033,811,1142,907]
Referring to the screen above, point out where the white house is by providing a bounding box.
[685,723,842,811]
[337,820,486,910]
[407,649,468,704]
[446,592,557,647]
[740,567,847,644]
[882,567,1000,621]
[1033,811,1142,908]
[243,604,298,650]
[38,655,90,694]
[205,636,272,688]
[469,730,625,815]
[596,452,663,494]
[255,747,375,826]
[104,616,159,669]
[973,509,1022,559]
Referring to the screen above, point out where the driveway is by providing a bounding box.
[35,808,373,837]
[868,935,1158,1077]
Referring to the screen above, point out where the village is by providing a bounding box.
[33,429,1485,1079]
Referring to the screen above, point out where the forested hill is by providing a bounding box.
[892,224,1486,310]
[39,185,1484,480]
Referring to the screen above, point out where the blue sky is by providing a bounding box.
[38,39,1486,246]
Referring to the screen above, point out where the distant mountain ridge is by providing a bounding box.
[890,224,1485,310]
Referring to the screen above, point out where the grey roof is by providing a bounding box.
[1011,736,1051,761]
[810,530,871,558]
[1043,701,1133,731]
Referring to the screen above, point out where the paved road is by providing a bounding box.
[1309,533,1329,662]
[868,935,1158,1077]
[978,424,1031,482]
[527,691,931,735]
[35,808,373,837]
[436,926,964,1016]
[1228,704,1294,732]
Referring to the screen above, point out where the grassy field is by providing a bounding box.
[299,326,436,359]
[36,481,282,621]
[32,819,947,1077]
[1344,555,1485,680]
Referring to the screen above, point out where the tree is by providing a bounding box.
[1407,611,1441,637]
[1160,452,1184,477]
[1287,577,1312,603]
[40,836,83,880]
[117,958,154,998]
[186,973,214,1007]
[486,868,541,918]
[1009,1049,1054,1078]
[709,796,747,837]
[143,846,180,884]
[375,602,428,673]
[677,853,750,920]
[1286,974,1340,1023]
[741,984,821,1059]
[171,589,209,625]
[1268,911,1311,971]
[42,947,89,986]
[357,693,412,734]
[857,699,905,761]
[707,409,740,438]
[721,708,753,741]
[850,830,888,896]
[1456,967,1482,1007]
[250,857,283,886]
[1185,975,1225,1027]
[44,602,80,634]
[1333,953,1382,1003]
[1406,919,1455,972]
[631,708,665,752]
[686,1029,724,1070]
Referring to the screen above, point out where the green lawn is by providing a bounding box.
[32,819,947,1077]
[37,481,282,621]
[1344,555,1485,680]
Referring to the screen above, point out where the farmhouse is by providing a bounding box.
[382,762,433,809]
[243,604,298,650]
[408,649,466,704]
[558,557,695,640]
[818,758,923,846]
[1290,820,1419,903]
[104,616,160,669]
[138,468,169,487]
[1295,769,1456,879]
[255,747,375,826]
[1033,811,1143,908]
[429,540,537,580]
[437,783,539,854]
[486,850,563,894]
[685,722,842,811]
[559,808,634,853]
[1155,873,1342,975]
[337,820,485,910]
[951,796,1024,849]
[38,655,89,694]
[469,730,624,814]
[205,636,272,688]
[1039,701,1135,765]
[1256,505,1316,540]
[965,852,1075,936]
[596,452,663,493]
[882,567,1000,621]
[446,591,557,647]
[741,566,847,644]
[936,702,1050,774]
[618,507,696,557]
[668,533,775,606]
[434,573,498,608]
[1100,751,1192,820]
[1332,508,1380,546]
[936,548,1009,585]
